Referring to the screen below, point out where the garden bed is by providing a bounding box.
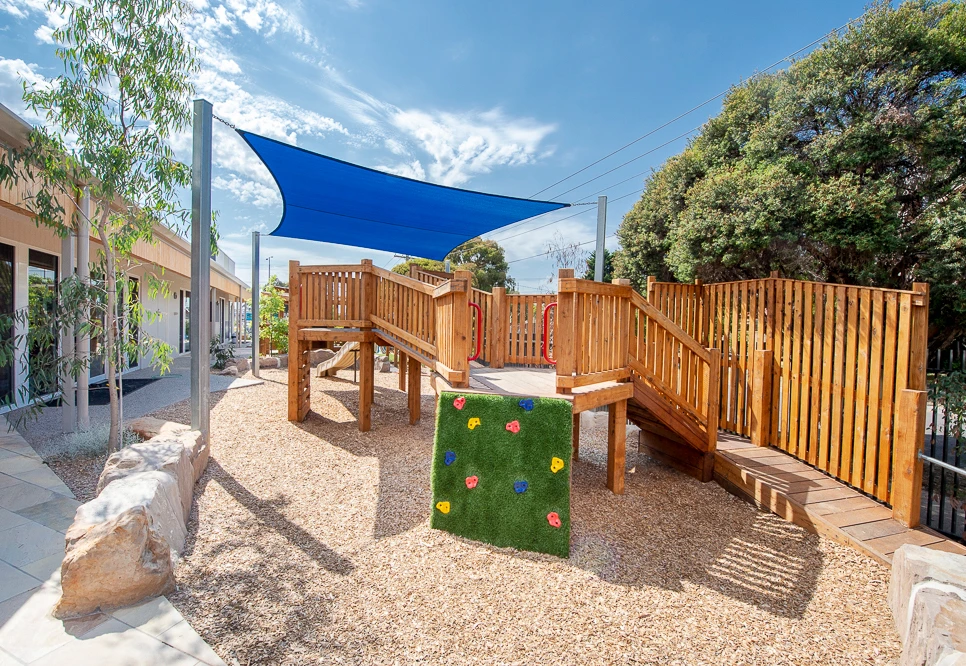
[140,367,900,665]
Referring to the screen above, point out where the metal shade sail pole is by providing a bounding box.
[594,195,607,282]
[251,230,260,378]
[190,99,213,444]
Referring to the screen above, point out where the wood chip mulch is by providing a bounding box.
[141,368,900,665]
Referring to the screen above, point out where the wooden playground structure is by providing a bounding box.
[287,259,965,562]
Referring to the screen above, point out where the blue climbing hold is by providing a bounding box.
[444,451,456,466]
[518,398,534,412]
[514,481,529,494]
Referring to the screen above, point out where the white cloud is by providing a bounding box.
[389,108,556,186]
[376,159,425,181]
[213,174,280,207]
[0,57,46,117]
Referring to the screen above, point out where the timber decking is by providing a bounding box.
[431,365,633,414]
[713,433,966,566]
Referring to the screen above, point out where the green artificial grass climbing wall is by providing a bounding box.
[431,391,573,558]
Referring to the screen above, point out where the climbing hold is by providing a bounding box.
[547,512,561,528]
[514,481,528,494]
[436,501,451,514]
[465,475,478,489]
[505,420,520,433]
[550,457,565,474]
[518,398,534,412]
[444,451,456,466]
[468,417,481,430]
[453,396,466,410]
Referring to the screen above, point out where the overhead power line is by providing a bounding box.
[489,188,643,244]
[507,234,617,265]
[529,15,861,200]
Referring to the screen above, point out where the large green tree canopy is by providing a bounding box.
[615,0,966,338]
[393,237,516,292]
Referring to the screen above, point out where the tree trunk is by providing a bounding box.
[95,211,120,453]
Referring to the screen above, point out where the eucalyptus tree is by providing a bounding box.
[3,0,199,451]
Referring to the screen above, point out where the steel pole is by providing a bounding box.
[190,99,212,444]
[251,231,260,378]
[594,196,607,282]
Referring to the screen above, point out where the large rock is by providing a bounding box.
[233,356,250,373]
[259,356,279,369]
[309,348,335,365]
[55,471,186,619]
[276,354,288,369]
[890,545,966,665]
[97,439,194,522]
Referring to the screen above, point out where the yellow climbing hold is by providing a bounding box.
[436,501,451,514]
[550,457,565,473]
[468,417,481,430]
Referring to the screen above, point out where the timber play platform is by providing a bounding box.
[286,260,965,558]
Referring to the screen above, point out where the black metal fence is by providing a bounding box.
[923,341,966,542]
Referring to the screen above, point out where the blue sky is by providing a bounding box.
[0,0,867,292]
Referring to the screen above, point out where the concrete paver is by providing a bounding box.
[0,418,225,666]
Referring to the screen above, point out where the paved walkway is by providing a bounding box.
[14,352,260,455]
[0,423,224,665]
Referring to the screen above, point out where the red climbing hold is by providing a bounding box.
[505,420,520,433]
[547,512,561,528]
[465,475,478,489]
[453,396,466,410]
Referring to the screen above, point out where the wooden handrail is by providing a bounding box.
[630,291,710,362]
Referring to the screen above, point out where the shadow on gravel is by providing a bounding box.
[194,459,355,576]
[293,380,434,541]
[555,451,824,619]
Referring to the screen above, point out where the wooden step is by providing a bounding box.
[628,402,715,482]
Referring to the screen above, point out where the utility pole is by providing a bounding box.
[190,99,212,445]
[594,195,607,282]
[252,231,260,378]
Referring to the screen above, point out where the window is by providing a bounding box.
[28,250,58,397]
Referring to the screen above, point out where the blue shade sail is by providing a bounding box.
[238,131,569,260]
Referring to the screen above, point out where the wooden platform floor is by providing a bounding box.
[713,433,966,566]
[432,364,632,413]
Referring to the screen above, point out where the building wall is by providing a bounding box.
[0,205,248,410]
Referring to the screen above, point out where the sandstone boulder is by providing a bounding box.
[309,348,335,365]
[890,545,966,665]
[233,356,250,373]
[276,354,288,369]
[55,471,186,619]
[97,439,193,522]
[259,356,279,369]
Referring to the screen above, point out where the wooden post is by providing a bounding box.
[646,275,656,303]
[751,348,773,446]
[695,279,706,346]
[607,399,627,494]
[408,356,421,424]
[451,270,473,388]
[359,340,374,432]
[909,283,929,390]
[555,269,575,394]
[572,412,580,461]
[770,270,780,278]
[490,286,506,368]
[892,389,926,527]
[397,350,407,390]
[705,349,720,451]
[287,261,305,422]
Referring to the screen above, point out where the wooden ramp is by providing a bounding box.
[712,434,966,566]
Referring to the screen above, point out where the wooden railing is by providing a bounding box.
[648,275,929,524]
[289,261,471,393]
[505,293,557,366]
[629,291,720,452]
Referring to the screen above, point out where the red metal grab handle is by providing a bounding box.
[542,302,557,365]
[468,302,483,362]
